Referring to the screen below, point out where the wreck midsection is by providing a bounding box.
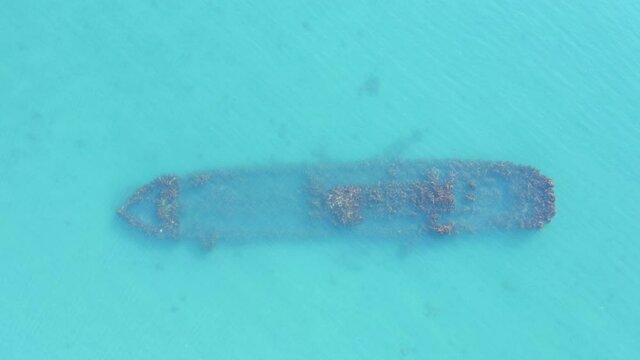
[178,168,313,241]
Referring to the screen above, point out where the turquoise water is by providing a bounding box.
[2,1,639,358]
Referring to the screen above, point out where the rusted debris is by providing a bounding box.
[430,223,455,235]
[412,176,456,214]
[366,187,384,203]
[326,185,364,225]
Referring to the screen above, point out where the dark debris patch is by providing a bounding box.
[326,185,364,225]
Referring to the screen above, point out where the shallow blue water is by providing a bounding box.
[2,1,639,359]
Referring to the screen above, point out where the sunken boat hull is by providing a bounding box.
[117,160,556,245]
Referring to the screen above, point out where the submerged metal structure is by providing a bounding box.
[117,160,556,247]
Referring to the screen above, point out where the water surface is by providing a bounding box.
[1,1,639,359]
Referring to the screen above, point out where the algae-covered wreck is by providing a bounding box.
[117,160,556,247]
